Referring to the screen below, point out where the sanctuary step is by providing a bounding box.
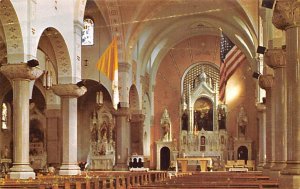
[132,171,279,189]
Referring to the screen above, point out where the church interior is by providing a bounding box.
[0,0,299,188]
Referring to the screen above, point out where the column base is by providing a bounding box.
[257,162,266,171]
[269,170,280,180]
[279,174,300,189]
[59,164,81,176]
[270,161,286,171]
[9,164,35,179]
[9,172,36,179]
[281,162,300,175]
[262,162,275,176]
[270,161,286,179]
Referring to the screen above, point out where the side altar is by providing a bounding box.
[87,105,116,170]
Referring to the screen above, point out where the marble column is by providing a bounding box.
[0,63,43,179]
[51,84,87,175]
[258,74,275,175]
[256,103,266,171]
[114,107,131,170]
[265,48,287,178]
[130,112,146,155]
[272,1,300,188]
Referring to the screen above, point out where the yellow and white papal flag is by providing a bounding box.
[96,37,119,109]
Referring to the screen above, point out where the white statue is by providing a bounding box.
[237,107,248,138]
[160,108,172,142]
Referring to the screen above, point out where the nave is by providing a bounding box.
[0,171,279,189]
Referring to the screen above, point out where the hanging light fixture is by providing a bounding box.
[43,57,53,89]
[96,91,103,106]
[43,70,53,89]
[92,109,97,125]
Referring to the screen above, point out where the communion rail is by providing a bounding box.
[0,171,168,189]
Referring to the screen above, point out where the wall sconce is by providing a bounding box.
[96,91,103,106]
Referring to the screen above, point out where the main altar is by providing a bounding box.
[156,66,230,171]
[179,69,229,170]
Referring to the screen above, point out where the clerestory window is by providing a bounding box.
[82,18,94,46]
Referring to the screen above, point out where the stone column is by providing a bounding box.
[265,48,287,178]
[114,107,131,170]
[259,74,275,175]
[272,1,300,188]
[256,103,266,171]
[0,63,43,179]
[130,112,145,155]
[51,84,87,175]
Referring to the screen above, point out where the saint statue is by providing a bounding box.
[160,108,172,141]
[181,110,189,131]
[237,107,248,137]
[218,107,226,130]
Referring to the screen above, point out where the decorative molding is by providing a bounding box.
[105,0,124,61]
[265,48,286,69]
[259,74,274,90]
[272,0,300,30]
[118,62,131,72]
[0,0,24,61]
[51,84,87,97]
[0,63,43,80]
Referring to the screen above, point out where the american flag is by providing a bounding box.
[219,34,246,102]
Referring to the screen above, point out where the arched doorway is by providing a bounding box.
[237,146,248,160]
[160,147,170,170]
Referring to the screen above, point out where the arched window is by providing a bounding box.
[1,103,8,130]
[82,18,94,46]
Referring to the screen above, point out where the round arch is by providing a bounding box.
[0,0,24,63]
[37,27,72,84]
[129,84,140,111]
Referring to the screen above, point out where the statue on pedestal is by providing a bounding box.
[237,107,248,138]
[160,108,172,142]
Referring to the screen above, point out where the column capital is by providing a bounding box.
[51,84,87,98]
[259,74,274,89]
[272,0,300,30]
[118,62,131,72]
[256,103,266,112]
[0,63,43,80]
[114,107,130,117]
[265,48,286,69]
[130,113,145,123]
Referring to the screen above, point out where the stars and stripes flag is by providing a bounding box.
[219,34,246,102]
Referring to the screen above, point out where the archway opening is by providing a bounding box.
[160,147,170,170]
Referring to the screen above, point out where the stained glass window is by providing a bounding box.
[1,103,8,129]
[82,18,94,46]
